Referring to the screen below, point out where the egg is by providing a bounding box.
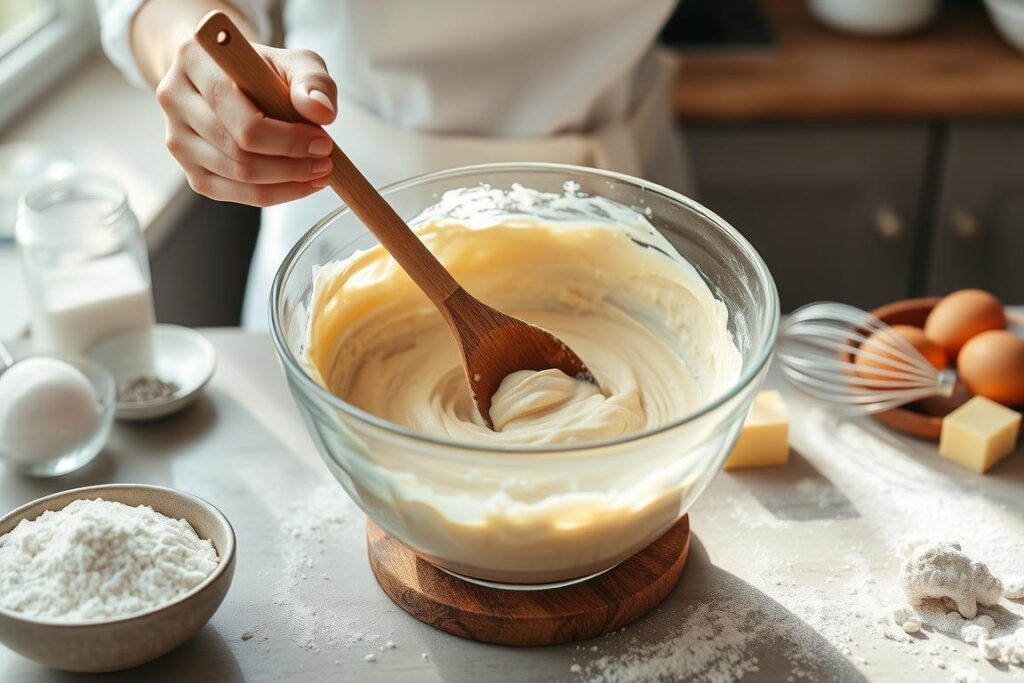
[856,325,947,385]
[0,358,101,465]
[924,289,1006,357]
[957,330,1024,406]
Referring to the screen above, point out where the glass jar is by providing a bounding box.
[16,175,155,362]
[271,163,779,588]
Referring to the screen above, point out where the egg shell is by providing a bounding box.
[0,358,101,465]
[924,289,1006,357]
[957,330,1024,406]
[856,325,947,386]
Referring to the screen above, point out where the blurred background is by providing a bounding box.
[1,0,1023,337]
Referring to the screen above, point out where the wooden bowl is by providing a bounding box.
[861,297,946,440]
[0,484,236,672]
[856,297,1024,439]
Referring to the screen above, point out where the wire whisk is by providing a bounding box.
[777,302,957,415]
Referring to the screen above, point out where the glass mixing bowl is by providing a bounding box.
[271,163,778,588]
[0,354,115,477]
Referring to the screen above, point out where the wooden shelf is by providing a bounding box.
[674,0,1024,121]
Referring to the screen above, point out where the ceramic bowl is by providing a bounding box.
[88,324,216,421]
[0,484,235,672]
[809,0,939,36]
[986,0,1024,54]
[855,297,947,440]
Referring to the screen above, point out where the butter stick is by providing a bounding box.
[724,390,790,470]
[939,396,1021,474]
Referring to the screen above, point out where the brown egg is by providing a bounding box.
[856,325,947,386]
[957,330,1024,406]
[924,289,1006,357]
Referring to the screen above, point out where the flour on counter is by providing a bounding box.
[886,539,1024,670]
[567,585,857,683]
[950,667,986,683]
[668,403,1024,681]
[0,498,217,621]
[576,601,762,683]
[275,484,379,655]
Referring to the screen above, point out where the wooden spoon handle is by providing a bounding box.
[193,11,459,305]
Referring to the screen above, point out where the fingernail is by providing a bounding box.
[307,88,334,113]
[311,157,331,175]
[308,137,332,156]
[311,176,330,189]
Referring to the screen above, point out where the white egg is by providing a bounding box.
[0,358,101,465]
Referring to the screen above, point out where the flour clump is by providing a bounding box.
[900,541,1003,618]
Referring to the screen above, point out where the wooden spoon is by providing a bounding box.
[194,11,597,428]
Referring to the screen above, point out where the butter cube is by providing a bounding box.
[725,391,790,470]
[939,396,1021,474]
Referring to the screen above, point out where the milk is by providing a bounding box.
[31,252,155,362]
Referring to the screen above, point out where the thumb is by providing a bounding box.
[278,48,337,126]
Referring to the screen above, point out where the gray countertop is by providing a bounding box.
[1,330,1022,682]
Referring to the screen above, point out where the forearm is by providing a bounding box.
[130,0,257,87]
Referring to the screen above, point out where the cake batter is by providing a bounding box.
[303,187,741,446]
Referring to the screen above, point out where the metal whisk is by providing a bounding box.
[776,302,957,415]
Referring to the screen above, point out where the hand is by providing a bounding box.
[156,39,337,207]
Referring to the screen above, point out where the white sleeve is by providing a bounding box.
[96,0,274,88]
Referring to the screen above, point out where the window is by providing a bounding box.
[0,0,98,129]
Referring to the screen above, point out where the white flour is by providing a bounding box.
[891,540,1024,669]
[783,408,1024,680]
[275,485,381,654]
[0,498,217,621]
[579,602,763,683]
[900,541,1004,619]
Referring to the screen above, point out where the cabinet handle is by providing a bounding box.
[874,206,904,240]
[950,209,981,240]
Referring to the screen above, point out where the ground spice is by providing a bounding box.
[117,377,179,403]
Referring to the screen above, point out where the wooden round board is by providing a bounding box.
[366,515,690,647]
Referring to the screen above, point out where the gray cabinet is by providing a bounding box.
[685,124,929,311]
[926,123,1024,301]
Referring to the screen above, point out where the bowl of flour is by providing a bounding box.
[0,484,235,672]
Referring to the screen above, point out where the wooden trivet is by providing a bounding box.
[366,515,690,646]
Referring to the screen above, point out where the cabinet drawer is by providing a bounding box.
[684,124,928,311]
[926,123,1024,302]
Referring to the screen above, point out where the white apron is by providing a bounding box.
[241,52,690,330]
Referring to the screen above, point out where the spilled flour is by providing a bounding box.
[580,602,762,683]
[775,406,1024,681]
[273,484,380,654]
[567,399,1024,682]
[888,540,1024,668]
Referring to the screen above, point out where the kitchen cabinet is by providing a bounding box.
[684,124,929,311]
[684,121,1024,311]
[674,0,1024,312]
[926,122,1024,301]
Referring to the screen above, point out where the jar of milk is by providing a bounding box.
[16,175,154,363]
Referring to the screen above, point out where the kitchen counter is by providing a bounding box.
[675,0,1024,120]
[1,330,1022,682]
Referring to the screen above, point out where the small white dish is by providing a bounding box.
[986,0,1024,54]
[809,0,938,37]
[88,325,216,421]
